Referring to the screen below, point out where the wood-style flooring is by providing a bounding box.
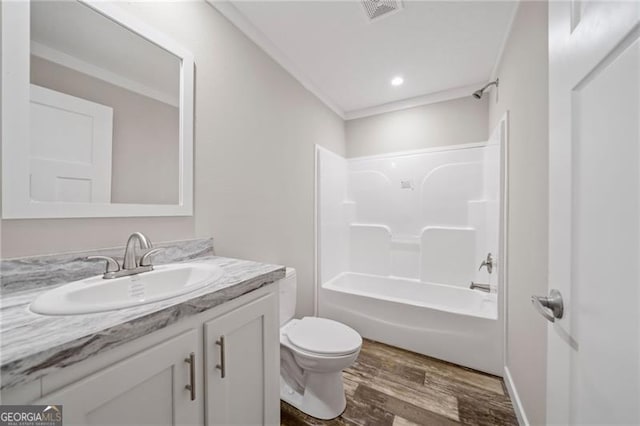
[281,339,518,426]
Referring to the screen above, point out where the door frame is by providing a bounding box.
[493,112,529,426]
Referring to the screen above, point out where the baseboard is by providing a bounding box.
[504,366,529,426]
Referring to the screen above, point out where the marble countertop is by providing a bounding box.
[0,239,285,390]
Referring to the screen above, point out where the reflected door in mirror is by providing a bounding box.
[30,85,113,203]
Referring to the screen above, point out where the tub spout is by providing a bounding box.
[470,282,491,292]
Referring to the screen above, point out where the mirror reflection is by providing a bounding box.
[29,1,181,205]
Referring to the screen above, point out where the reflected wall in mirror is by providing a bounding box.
[30,1,180,205]
[2,0,194,218]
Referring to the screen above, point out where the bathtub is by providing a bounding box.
[319,272,502,375]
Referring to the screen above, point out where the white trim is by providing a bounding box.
[348,141,488,162]
[490,1,521,82]
[313,144,347,316]
[316,144,347,161]
[209,1,345,119]
[497,113,517,425]
[344,83,485,120]
[504,366,529,426]
[2,1,31,218]
[1,0,195,218]
[496,112,510,369]
[31,41,179,108]
[314,145,320,316]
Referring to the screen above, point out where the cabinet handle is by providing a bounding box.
[184,352,196,401]
[216,336,226,378]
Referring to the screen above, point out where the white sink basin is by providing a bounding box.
[30,262,225,315]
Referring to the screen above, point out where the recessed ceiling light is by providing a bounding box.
[391,76,404,86]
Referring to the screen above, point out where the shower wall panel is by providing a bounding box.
[347,145,499,287]
[316,148,349,284]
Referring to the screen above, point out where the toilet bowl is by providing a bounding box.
[279,269,362,420]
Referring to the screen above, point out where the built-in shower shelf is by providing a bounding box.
[348,224,422,247]
[349,223,391,232]
[390,237,419,244]
[390,237,420,251]
[348,224,479,244]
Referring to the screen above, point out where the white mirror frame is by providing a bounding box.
[1,1,194,218]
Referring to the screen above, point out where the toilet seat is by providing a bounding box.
[284,317,362,357]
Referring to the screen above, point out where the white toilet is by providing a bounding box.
[279,268,362,420]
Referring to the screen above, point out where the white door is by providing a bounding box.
[204,293,279,426]
[545,1,640,424]
[29,84,113,203]
[37,330,200,425]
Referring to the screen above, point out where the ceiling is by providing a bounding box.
[214,1,517,119]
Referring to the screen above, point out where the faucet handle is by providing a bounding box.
[86,256,121,273]
[139,248,163,267]
[478,253,494,273]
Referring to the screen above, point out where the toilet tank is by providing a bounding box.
[279,268,297,326]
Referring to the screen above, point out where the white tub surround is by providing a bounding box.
[316,139,504,375]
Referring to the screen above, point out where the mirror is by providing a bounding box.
[1,0,194,218]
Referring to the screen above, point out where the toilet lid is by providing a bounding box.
[285,317,362,356]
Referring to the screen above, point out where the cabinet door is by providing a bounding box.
[204,293,279,426]
[37,330,201,426]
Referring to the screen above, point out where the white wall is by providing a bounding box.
[345,96,488,158]
[1,1,345,317]
[488,2,549,424]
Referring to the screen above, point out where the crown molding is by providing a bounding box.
[344,82,485,121]
[209,1,510,122]
[31,41,179,107]
[209,0,345,119]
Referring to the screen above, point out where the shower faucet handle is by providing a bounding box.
[478,253,494,274]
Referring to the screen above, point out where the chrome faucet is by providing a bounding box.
[470,282,491,292]
[478,252,494,274]
[87,232,162,279]
[123,232,152,270]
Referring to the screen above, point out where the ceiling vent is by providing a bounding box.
[361,0,403,21]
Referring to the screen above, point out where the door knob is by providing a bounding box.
[531,289,564,322]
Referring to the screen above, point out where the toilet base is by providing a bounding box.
[280,371,347,420]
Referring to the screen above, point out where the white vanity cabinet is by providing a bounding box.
[36,330,201,425]
[18,285,280,426]
[204,292,279,426]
